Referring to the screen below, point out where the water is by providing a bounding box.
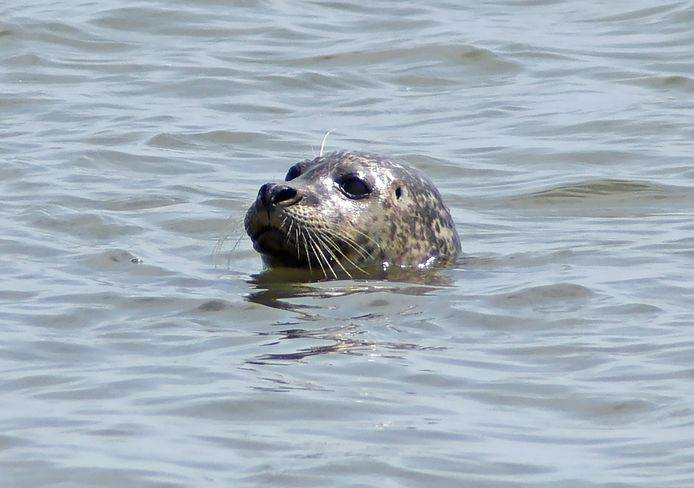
[2,1,694,486]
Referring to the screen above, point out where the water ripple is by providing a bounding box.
[2,0,694,486]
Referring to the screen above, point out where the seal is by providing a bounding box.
[244,151,461,278]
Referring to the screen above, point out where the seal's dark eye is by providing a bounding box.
[338,175,371,199]
[285,164,301,181]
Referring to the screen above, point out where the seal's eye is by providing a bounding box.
[285,164,301,181]
[337,175,371,199]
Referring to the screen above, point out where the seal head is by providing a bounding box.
[244,151,460,277]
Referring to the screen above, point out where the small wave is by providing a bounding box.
[489,283,594,310]
[277,43,520,73]
[10,19,132,53]
[508,179,694,209]
[623,74,694,93]
[531,179,665,198]
[581,3,683,24]
[147,130,272,149]
[24,209,143,241]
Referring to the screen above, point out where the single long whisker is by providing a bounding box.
[283,217,302,262]
[225,234,246,268]
[299,225,313,274]
[319,129,335,157]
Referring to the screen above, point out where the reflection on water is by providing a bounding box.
[244,264,452,312]
[250,324,371,364]
[249,318,447,365]
[242,267,454,364]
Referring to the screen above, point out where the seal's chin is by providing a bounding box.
[252,227,301,266]
[252,227,285,253]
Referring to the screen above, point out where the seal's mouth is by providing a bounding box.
[251,226,308,267]
[252,226,286,254]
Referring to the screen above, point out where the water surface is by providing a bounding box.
[2,1,694,486]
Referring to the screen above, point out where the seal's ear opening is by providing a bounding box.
[395,186,403,200]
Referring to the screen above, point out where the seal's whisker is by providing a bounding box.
[294,225,301,261]
[340,235,372,260]
[314,232,338,279]
[228,234,245,265]
[307,229,334,279]
[326,241,366,276]
[212,237,228,268]
[304,231,324,277]
[309,229,342,279]
[314,229,363,277]
[329,229,374,261]
[214,217,247,269]
[305,230,329,278]
[323,239,359,277]
[319,129,335,157]
[330,224,375,253]
[299,225,313,274]
[284,217,299,260]
[213,222,237,257]
[213,234,226,256]
[350,227,384,255]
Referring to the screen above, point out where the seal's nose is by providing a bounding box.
[259,183,299,208]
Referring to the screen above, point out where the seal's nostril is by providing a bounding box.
[259,183,298,208]
[271,186,297,205]
[259,183,275,208]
